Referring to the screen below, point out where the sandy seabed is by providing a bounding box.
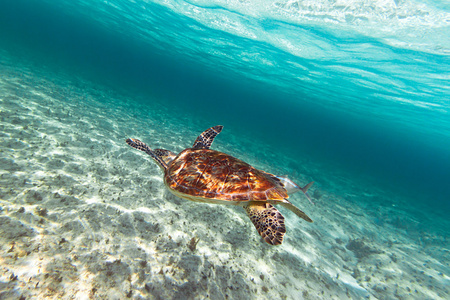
[0,52,449,300]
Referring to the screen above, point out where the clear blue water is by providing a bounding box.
[0,0,449,298]
[1,0,448,211]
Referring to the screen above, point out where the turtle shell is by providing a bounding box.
[164,149,288,202]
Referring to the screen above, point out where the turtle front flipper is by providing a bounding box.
[192,125,223,149]
[244,202,286,245]
[126,138,168,171]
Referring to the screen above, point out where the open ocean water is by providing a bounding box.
[0,0,449,299]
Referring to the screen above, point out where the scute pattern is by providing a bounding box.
[165,149,288,202]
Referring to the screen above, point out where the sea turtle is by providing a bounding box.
[126,125,313,245]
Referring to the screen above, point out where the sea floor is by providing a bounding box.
[0,51,449,300]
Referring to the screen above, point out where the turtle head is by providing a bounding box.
[154,149,177,165]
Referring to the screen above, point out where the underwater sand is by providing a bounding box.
[0,52,449,299]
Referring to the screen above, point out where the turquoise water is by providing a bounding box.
[0,0,449,299]
[1,0,449,209]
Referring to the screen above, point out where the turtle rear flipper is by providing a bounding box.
[279,200,313,223]
[244,202,286,245]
